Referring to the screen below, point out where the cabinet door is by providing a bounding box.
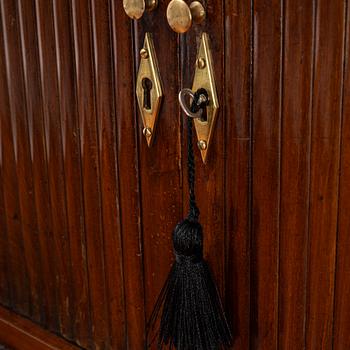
[0,0,349,349]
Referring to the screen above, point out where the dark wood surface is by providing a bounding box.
[0,306,80,350]
[1,0,350,349]
[334,2,350,348]
[251,0,282,347]
[278,0,314,347]
[306,0,346,348]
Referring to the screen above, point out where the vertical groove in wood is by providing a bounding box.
[0,3,29,316]
[34,0,74,338]
[1,0,43,323]
[278,0,314,347]
[305,0,346,348]
[90,0,127,348]
[224,0,252,348]
[0,54,10,306]
[52,0,91,346]
[17,0,59,330]
[251,0,283,348]
[111,2,146,349]
[71,0,110,347]
[333,0,350,348]
[249,1,255,348]
[332,1,350,349]
[304,1,318,347]
[0,134,10,307]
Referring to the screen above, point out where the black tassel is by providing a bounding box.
[148,90,232,350]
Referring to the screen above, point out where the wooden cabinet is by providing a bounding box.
[0,0,349,349]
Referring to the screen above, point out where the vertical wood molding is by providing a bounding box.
[2,0,44,324]
[278,0,314,347]
[52,0,91,345]
[90,0,127,347]
[224,0,252,348]
[17,0,59,332]
[251,0,283,348]
[112,2,146,349]
[70,0,110,347]
[0,0,31,317]
[35,0,75,338]
[306,0,346,347]
[333,1,350,347]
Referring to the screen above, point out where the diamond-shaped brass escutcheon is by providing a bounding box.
[136,33,163,147]
[192,33,219,163]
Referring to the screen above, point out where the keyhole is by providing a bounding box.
[142,78,153,110]
[200,106,208,122]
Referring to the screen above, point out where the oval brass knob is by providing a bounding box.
[123,0,158,20]
[167,0,206,34]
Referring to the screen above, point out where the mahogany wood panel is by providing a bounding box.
[35,0,76,338]
[17,0,59,332]
[334,1,350,348]
[0,1,31,317]
[251,0,282,348]
[4,0,46,323]
[51,0,91,344]
[306,0,346,348]
[0,157,10,307]
[1,0,43,323]
[90,0,126,348]
[0,306,80,350]
[278,0,314,347]
[71,0,110,347]
[0,0,350,349]
[111,2,146,349]
[224,1,251,348]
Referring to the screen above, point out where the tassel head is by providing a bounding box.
[173,218,203,264]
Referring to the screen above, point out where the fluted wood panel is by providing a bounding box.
[0,0,350,349]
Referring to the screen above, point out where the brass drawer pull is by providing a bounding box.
[123,0,158,20]
[167,0,206,34]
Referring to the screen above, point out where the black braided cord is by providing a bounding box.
[187,89,208,222]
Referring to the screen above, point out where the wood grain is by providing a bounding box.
[251,0,283,348]
[224,0,252,348]
[51,0,91,345]
[0,4,30,316]
[35,0,74,338]
[90,0,126,347]
[0,306,80,350]
[16,0,59,332]
[71,0,110,347]
[0,142,10,307]
[1,0,43,323]
[111,2,146,349]
[278,0,314,347]
[0,1,349,349]
[332,1,350,348]
[306,0,346,348]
